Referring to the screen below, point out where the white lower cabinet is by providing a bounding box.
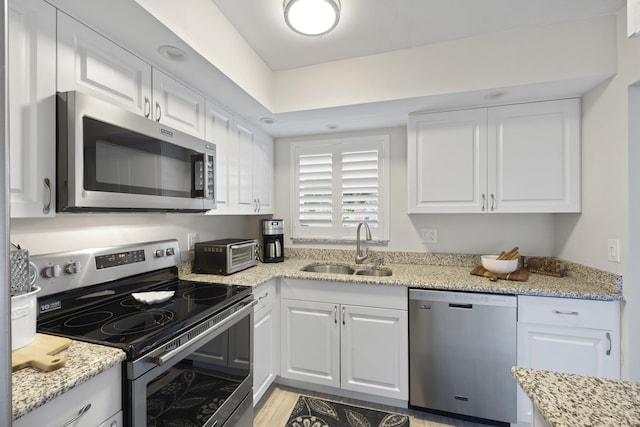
[280,279,408,401]
[516,296,621,425]
[13,364,123,427]
[253,280,279,405]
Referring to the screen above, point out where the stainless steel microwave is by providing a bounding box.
[57,91,215,212]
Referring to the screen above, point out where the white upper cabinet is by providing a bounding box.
[57,12,205,138]
[205,101,234,211]
[206,102,274,215]
[487,100,581,213]
[151,69,205,138]
[9,0,56,218]
[408,98,581,213]
[226,122,274,215]
[252,130,274,213]
[57,11,152,117]
[408,108,488,213]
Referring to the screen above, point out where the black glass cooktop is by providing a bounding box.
[37,267,251,358]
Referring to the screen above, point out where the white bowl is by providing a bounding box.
[481,255,518,274]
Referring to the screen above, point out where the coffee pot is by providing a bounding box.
[260,219,284,263]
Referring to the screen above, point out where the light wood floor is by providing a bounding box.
[254,385,493,427]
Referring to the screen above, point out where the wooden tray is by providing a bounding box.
[12,333,71,372]
[470,265,529,282]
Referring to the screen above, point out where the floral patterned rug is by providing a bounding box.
[286,395,410,427]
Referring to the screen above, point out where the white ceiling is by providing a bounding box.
[212,0,624,71]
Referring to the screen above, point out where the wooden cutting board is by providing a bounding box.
[12,333,71,372]
[470,265,529,282]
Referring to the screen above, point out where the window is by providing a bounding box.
[290,135,389,241]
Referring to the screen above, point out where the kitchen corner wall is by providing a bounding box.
[555,7,640,381]
[274,126,556,256]
[10,214,263,259]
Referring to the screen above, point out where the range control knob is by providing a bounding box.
[166,247,175,256]
[155,249,166,257]
[65,261,82,275]
[43,264,61,278]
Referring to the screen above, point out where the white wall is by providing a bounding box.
[10,214,263,259]
[555,8,640,380]
[273,15,616,113]
[274,126,555,255]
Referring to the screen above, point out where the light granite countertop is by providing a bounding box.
[12,250,622,421]
[180,254,622,301]
[512,367,640,426]
[12,339,126,421]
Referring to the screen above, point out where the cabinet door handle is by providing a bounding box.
[155,101,161,122]
[334,306,338,324]
[144,96,151,118]
[257,198,261,212]
[342,306,346,326]
[43,178,51,214]
[552,310,579,315]
[61,403,91,427]
[490,193,495,211]
[606,332,612,356]
[481,193,486,212]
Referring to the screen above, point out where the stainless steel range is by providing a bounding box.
[32,239,255,427]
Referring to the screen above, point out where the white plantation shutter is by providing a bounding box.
[299,152,333,228]
[291,136,389,240]
[341,149,379,229]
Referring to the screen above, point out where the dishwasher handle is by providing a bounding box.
[449,303,473,309]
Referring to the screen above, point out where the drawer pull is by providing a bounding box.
[61,403,91,427]
[454,395,469,402]
[606,332,612,356]
[258,292,269,301]
[552,309,579,316]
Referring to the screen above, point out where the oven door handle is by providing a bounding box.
[151,298,257,366]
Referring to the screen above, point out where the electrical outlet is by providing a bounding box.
[607,239,621,263]
[422,229,438,243]
[187,233,199,251]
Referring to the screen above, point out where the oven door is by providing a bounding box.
[128,299,255,427]
[58,91,216,212]
[228,241,258,274]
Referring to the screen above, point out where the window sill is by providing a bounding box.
[291,237,389,245]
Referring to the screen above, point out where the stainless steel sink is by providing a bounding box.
[354,268,393,277]
[301,263,355,275]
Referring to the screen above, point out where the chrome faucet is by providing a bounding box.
[355,221,372,264]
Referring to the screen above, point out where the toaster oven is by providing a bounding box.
[192,239,258,275]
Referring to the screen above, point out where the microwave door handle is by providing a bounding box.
[191,153,206,198]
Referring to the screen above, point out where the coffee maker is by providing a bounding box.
[260,219,284,263]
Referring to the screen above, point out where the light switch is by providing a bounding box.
[607,239,621,263]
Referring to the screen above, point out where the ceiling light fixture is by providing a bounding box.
[283,0,341,36]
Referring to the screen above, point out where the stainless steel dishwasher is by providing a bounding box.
[409,289,517,424]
